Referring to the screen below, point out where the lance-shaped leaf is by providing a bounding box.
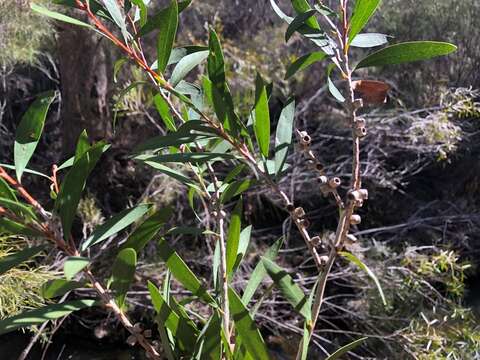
[348,0,382,44]
[242,237,283,305]
[262,257,311,320]
[285,52,326,79]
[226,199,242,276]
[64,256,89,280]
[55,141,106,239]
[137,0,191,38]
[148,281,199,351]
[290,0,320,29]
[221,179,253,204]
[0,218,44,238]
[81,204,151,251]
[110,248,137,308]
[131,0,147,26]
[170,50,209,87]
[153,93,176,131]
[327,64,345,103]
[31,3,95,29]
[274,98,295,176]
[285,10,318,42]
[135,152,235,164]
[254,73,271,158]
[157,238,214,304]
[325,337,368,360]
[0,178,17,201]
[231,225,252,275]
[356,41,457,69]
[41,279,85,299]
[192,311,222,360]
[339,251,386,305]
[156,0,178,74]
[0,198,37,221]
[14,91,55,182]
[101,0,128,38]
[0,299,96,336]
[229,287,270,360]
[121,208,172,253]
[0,245,45,276]
[350,33,389,48]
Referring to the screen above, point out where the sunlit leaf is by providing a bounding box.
[325,337,368,360]
[14,91,55,182]
[274,98,295,176]
[156,0,179,74]
[348,0,382,44]
[64,256,89,280]
[81,204,151,250]
[285,10,318,42]
[226,199,242,276]
[356,41,457,69]
[285,52,326,79]
[170,50,209,87]
[327,64,345,103]
[31,3,94,29]
[339,251,386,305]
[262,257,311,319]
[350,33,389,48]
[0,300,96,335]
[254,73,271,158]
[41,279,85,299]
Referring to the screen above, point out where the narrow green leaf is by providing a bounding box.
[14,91,55,181]
[325,337,368,360]
[101,0,128,37]
[142,162,199,188]
[0,299,96,336]
[64,256,89,280]
[41,279,85,299]
[137,0,191,38]
[31,3,94,29]
[0,218,44,238]
[153,94,177,131]
[0,245,45,276]
[193,311,222,360]
[327,64,345,103]
[285,52,326,79]
[254,73,270,158]
[285,10,318,42]
[113,58,128,83]
[136,152,235,164]
[74,130,91,162]
[226,199,242,276]
[356,41,457,69]
[274,98,295,176]
[121,208,172,253]
[262,257,311,320]
[148,281,199,351]
[229,287,270,360]
[339,251,386,305]
[170,50,209,87]
[157,0,178,74]
[221,179,253,204]
[232,225,252,275]
[0,178,17,202]
[290,0,320,29]
[81,204,151,251]
[0,198,37,221]
[111,248,137,308]
[350,33,389,48]
[0,164,49,179]
[242,237,283,304]
[55,141,106,239]
[157,238,214,304]
[131,0,147,26]
[348,0,382,44]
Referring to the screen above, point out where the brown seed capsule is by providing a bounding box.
[358,189,369,200]
[355,126,367,138]
[345,234,358,244]
[286,203,295,212]
[328,177,341,189]
[315,162,324,172]
[310,236,321,246]
[353,98,364,110]
[299,131,312,146]
[143,329,152,338]
[355,118,366,127]
[133,323,142,333]
[319,255,329,266]
[126,335,137,347]
[293,207,306,219]
[318,175,328,185]
[299,218,310,228]
[350,214,362,225]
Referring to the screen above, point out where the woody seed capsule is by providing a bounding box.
[310,236,321,246]
[328,177,341,189]
[355,126,367,138]
[346,234,358,244]
[126,335,137,346]
[293,207,306,218]
[319,255,329,265]
[350,214,362,225]
[318,175,328,185]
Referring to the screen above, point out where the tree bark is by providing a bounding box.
[57,19,112,155]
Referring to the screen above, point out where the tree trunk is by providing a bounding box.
[57,20,112,155]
